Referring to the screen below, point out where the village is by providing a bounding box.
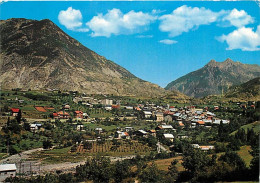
[6,93,231,146]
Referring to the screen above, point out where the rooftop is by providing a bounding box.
[0,164,17,172]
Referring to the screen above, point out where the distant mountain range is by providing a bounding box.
[165,58,260,98]
[0,18,171,97]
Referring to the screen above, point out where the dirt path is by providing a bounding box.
[0,148,43,164]
[39,155,137,173]
[40,161,86,173]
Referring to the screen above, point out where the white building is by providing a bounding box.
[163,134,174,142]
[101,99,113,106]
[0,164,17,182]
[143,111,152,118]
[213,119,230,125]
[125,106,134,110]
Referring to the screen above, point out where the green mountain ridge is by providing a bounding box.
[165,58,260,98]
[224,77,260,101]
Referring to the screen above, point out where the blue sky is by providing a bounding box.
[1,1,260,87]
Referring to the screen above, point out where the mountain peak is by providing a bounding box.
[166,58,260,98]
[223,58,234,63]
[206,59,217,66]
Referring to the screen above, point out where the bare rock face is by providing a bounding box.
[0,18,169,97]
[165,58,260,98]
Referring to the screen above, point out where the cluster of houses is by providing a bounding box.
[91,124,182,143]
[72,96,231,127]
[73,97,114,108]
[51,104,89,120]
[162,106,230,128]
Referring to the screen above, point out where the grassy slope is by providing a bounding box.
[230,121,260,135]
[150,156,184,172]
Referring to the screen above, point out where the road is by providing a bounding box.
[156,142,169,153]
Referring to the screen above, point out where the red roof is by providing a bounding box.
[35,106,47,112]
[74,111,83,114]
[164,111,174,115]
[53,112,58,117]
[197,121,205,125]
[11,108,20,113]
[169,106,175,108]
[57,111,69,116]
[112,105,120,109]
[124,132,129,136]
[179,122,184,126]
[135,107,141,111]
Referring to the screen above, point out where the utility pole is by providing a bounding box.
[19,161,21,176]
[30,162,32,176]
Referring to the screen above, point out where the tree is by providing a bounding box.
[219,151,246,180]
[43,140,53,149]
[182,147,210,176]
[23,122,30,131]
[227,136,241,151]
[83,141,92,150]
[167,160,178,180]
[9,145,18,155]
[249,132,259,180]
[16,109,22,124]
[218,121,229,141]
[113,160,131,182]
[139,162,163,183]
[75,156,113,183]
[7,119,21,134]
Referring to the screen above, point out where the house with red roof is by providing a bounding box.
[197,120,205,126]
[52,112,59,119]
[11,108,20,116]
[178,122,185,128]
[74,111,83,119]
[52,111,70,119]
[112,104,120,109]
[115,131,130,139]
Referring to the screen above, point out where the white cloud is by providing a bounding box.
[217,25,260,51]
[76,28,90,32]
[159,5,220,37]
[222,9,254,27]
[86,8,156,37]
[136,35,154,38]
[58,7,84,30]
[152,9,166,14]
[159,39,177,45]
[158,6,255,37]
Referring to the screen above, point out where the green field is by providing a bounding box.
[216,145,253,167]
[237,145,253,167]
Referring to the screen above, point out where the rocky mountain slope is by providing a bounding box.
[224,77,260,101]
[165,59,260,98]
[0,18,169,97]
